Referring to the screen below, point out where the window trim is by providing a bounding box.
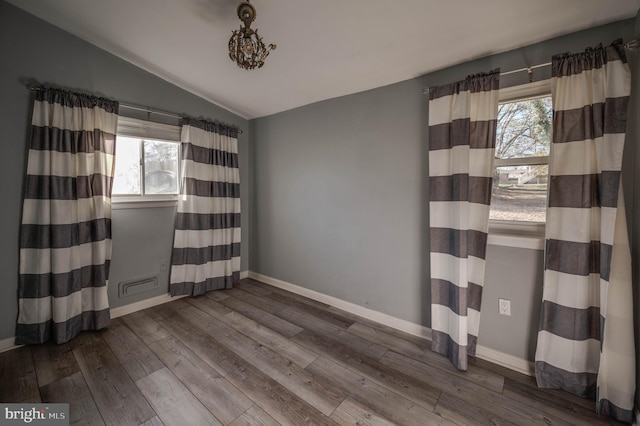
[494,156,549,167]
[498,79,551,103]
[489,79,551,249]
[117,116,181,141]
[113,117,181,208]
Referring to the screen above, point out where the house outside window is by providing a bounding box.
[489,80,552,246]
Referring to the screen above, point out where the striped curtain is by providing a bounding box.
[170,118,241,296]
[17,89,118,345]
[535,40,635,423]
[428,70,500,371]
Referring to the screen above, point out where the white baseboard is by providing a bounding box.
[111,269,249,318]
[0,337,22,354]
[0,270,252,354]
[247,271,534,377]
[3,270,534,379]
[248,272,433,341]
[110,293,188,318]
[475,344,534,376]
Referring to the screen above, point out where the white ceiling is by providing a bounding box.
[9,0,640,119]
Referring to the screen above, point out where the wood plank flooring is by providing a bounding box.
[0,278,621,425]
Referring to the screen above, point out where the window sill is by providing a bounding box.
[488,220,545,250]
[487,233,544,250]
[112,197,178,210]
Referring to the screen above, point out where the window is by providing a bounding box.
[489,80,552,244]
[113,136,179,196]
[113,117,181,205]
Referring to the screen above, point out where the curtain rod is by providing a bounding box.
[25,84,243,134]
[421,63,550,95]
[117,103,242,134]
[421,37,640,95]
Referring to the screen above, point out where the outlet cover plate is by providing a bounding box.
[499,298,511,316]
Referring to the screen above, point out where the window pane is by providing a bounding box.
[144,140,179,194]
[496,97,552,159]
[113,136,141,195]
[490,165,548,223]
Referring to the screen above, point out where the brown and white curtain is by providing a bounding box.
[428,70,500,371]
[170,118,241,296]
[535,40,635,423]
[17,88,118,344]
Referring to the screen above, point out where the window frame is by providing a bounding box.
[488,79,552,249]
[113,116,182,209]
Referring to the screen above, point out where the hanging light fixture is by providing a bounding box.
[229,1,276,70]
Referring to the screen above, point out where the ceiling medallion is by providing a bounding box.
[229,1,276,70]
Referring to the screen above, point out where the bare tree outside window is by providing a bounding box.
[496,97,551,159]
[490,96,552,223]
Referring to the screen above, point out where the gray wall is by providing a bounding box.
[250,18,637,364]
[481,246,544,361]
[252,78,430,325]
[0,0,250,341]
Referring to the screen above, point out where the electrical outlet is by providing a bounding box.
[159,259,168,272]
[498,298,511,316]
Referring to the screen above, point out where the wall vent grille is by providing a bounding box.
[118,276,159,298]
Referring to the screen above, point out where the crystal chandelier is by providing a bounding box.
[229,1,276,70]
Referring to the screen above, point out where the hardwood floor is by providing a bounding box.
[0,278,621,425]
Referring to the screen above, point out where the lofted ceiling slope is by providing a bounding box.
[8,0,640,119]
